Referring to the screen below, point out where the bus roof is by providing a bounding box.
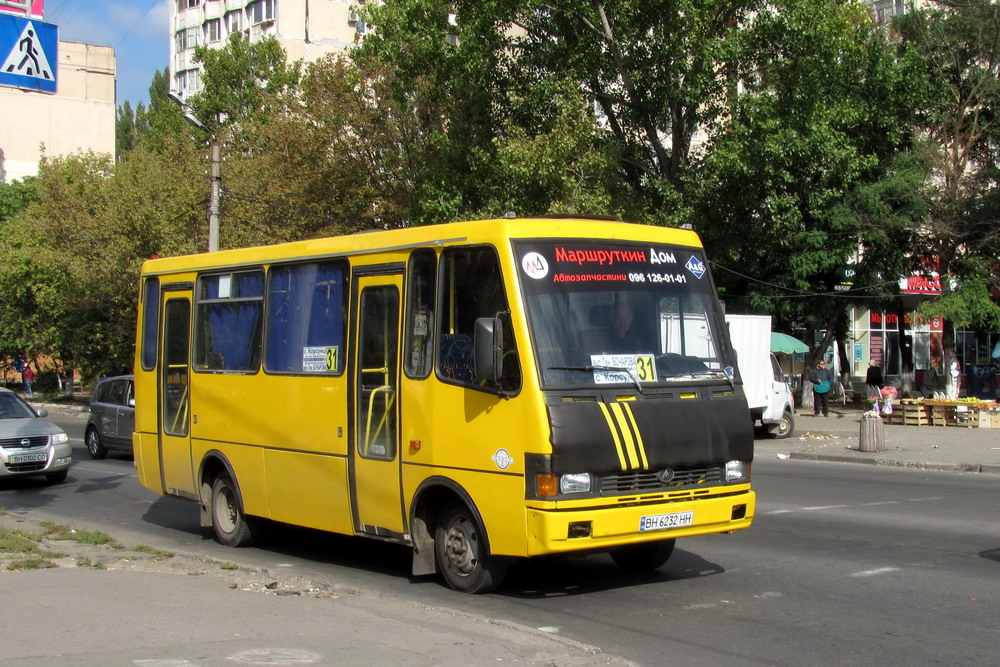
[140,217,704,275]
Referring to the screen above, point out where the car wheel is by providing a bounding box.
[768,409,795,440]
[45,470,68,484]
[85,427,108,460]
[211,472,264,547]
[610,539,676,572]
[434,500,507,593]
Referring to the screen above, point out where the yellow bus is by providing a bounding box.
[133,217,755,593]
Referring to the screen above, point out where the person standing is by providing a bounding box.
[865,361,884,399]
[810,359,833,417]
[22,363,35,398]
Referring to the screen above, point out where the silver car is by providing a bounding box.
[0,387,72,483]
[85,375,135,459]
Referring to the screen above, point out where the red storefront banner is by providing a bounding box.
[899,272,942,295]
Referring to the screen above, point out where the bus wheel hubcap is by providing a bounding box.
[445,519,477,575]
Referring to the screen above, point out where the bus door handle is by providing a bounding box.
[364,385,396,455]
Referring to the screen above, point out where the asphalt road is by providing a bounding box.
[5,411,999,666]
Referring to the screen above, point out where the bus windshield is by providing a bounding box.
[515,240,730,389]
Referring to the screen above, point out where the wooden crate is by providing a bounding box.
[948,405,978,428]
[902,405,929,426]
[891,403,929,426]
[930,405,949,426]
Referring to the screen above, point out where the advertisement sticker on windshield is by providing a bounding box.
[521,252,549,279]
[516,242,708,293]
[685,256,707,279]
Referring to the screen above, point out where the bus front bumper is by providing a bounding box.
[524,487,755,556]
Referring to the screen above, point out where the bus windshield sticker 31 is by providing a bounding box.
[133,218,754,594]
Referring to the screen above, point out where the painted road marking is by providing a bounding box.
[850,567,901,578]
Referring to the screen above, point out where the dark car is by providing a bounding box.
[85,375,135,459]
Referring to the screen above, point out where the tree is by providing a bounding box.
[895,1,1000,394]
[0,140,205,384]
[689,0,925,392]
[190,35,301,136]
[143,68,189,148]
[0,176,37,227]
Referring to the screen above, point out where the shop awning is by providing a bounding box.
[771,332,809,355]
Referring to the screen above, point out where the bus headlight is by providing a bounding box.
[559,473,592,494]
[725,460,749,482]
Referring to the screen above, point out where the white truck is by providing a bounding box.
[725,314,795,438]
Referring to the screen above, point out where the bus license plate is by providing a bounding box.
[9,453,47,464]
[639,511,694,532]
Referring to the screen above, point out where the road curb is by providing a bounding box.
[787,452,1000,474]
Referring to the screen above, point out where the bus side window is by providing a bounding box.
[265,260,348,374]
[438,246,521,393]
[404,249,436,378]
[141,277,159,371]
[195,270,264,373]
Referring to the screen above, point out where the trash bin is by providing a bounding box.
[859,412,884,452]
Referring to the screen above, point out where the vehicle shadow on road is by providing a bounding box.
[498,548,726,598]
[140,497,726,596]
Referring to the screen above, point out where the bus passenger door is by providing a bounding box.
[350,273,405,539]
[158,293,195,497]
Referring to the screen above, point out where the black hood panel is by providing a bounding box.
[547,396,753,474]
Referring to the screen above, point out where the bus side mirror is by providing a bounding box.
[474,316,503,383]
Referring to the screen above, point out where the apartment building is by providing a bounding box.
[170,0,369,101]
[0,39,116,183]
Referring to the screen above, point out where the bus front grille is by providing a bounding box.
[600,465,723,495]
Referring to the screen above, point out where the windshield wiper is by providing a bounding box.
[660,368,735,388]
[549,365,643,392]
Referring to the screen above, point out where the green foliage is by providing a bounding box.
[4,0,998,380]
[694,0,924,336]
[190,35,301,136]
[483,79,623,217]
[893,2,1000,332]
[142,69,189,149]
[0,141,204,380]
[0,177,38,226]
[918,276,1000,331]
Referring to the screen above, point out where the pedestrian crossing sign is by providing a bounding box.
[0,13,57,94]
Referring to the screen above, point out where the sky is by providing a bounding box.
[44,0,167,109]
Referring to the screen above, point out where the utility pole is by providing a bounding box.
[209,139,220,252]
[169,92,220,252]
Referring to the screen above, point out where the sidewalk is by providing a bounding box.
[755,402,1000,473]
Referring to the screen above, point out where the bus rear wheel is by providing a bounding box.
[610,539,676,572]
[211,473,263,547]
[435,500,507,593]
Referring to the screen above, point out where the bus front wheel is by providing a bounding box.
[435,500,507,593]
[211,473,263,547]
[610,539,676,572]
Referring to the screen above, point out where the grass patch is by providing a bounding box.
[12,527,45,541]
[130,545,174,560]
[220,562,239,571]
[0,527,42,554]
[6,557,57,570]
[40,521,122,549]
